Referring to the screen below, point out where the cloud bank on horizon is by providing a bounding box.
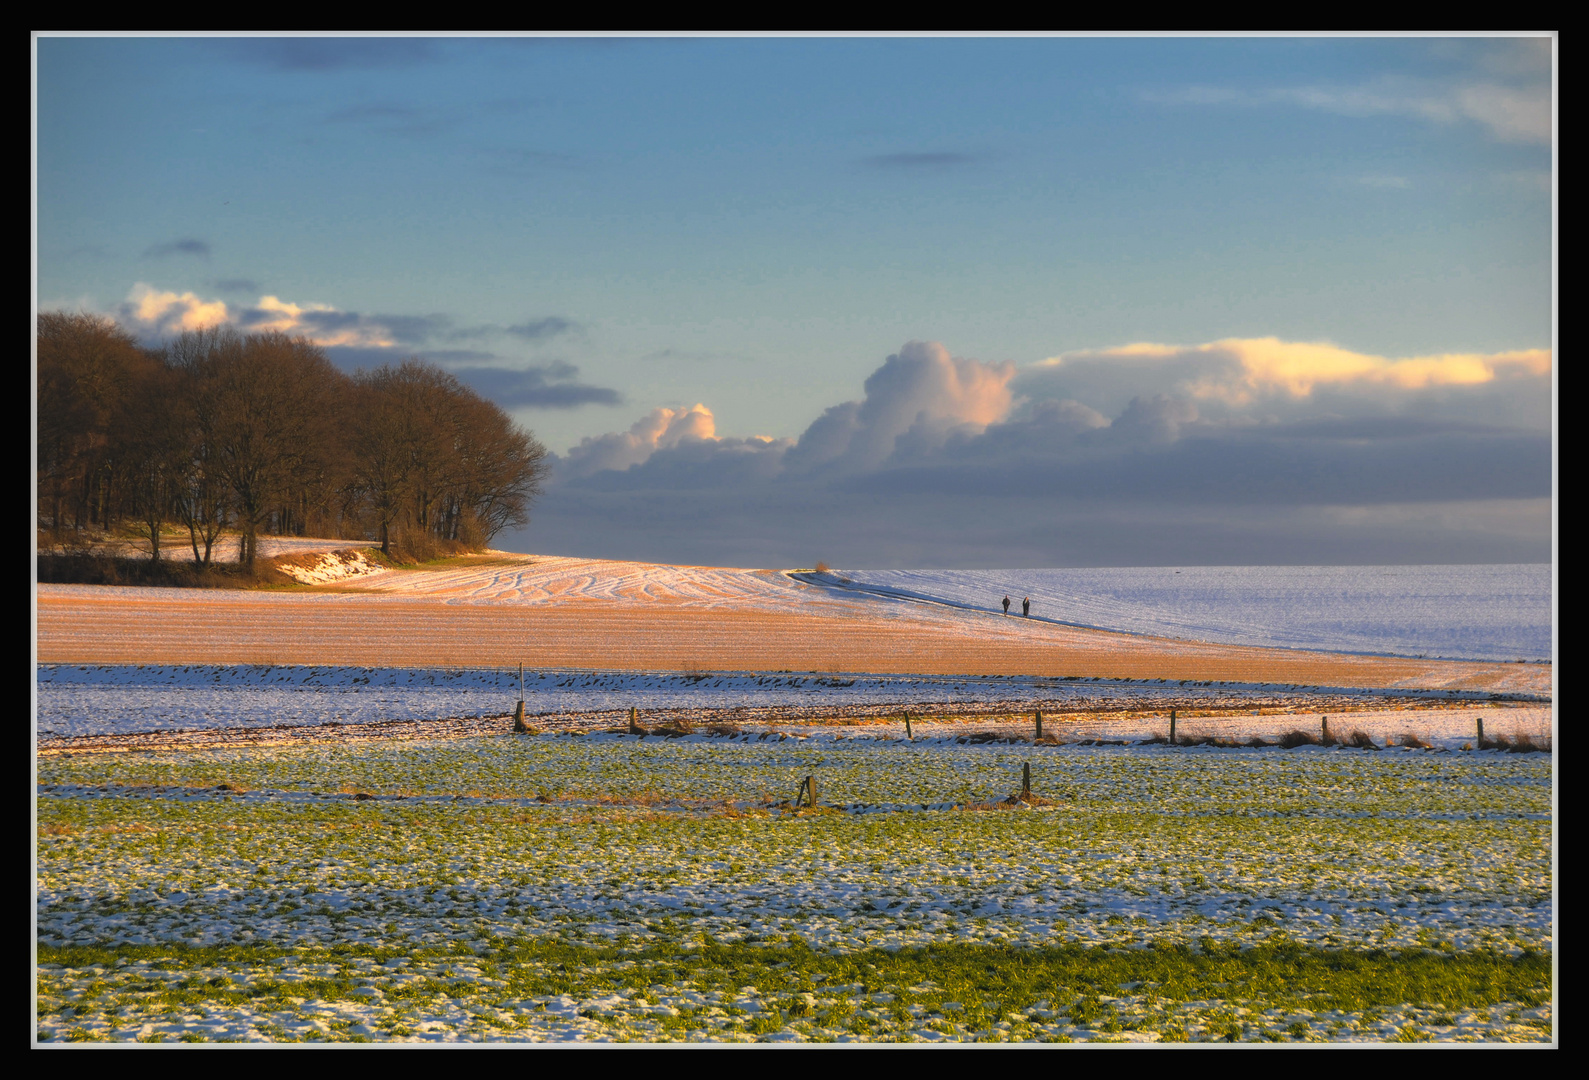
[91,284,1552,567]
[510,337,1551,568]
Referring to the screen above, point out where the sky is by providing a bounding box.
[34,33,1555,567]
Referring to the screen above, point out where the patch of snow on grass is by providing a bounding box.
[272,549,387,585]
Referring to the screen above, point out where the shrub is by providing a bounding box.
[1278,730,1320,748]
[1345,729,1380,750]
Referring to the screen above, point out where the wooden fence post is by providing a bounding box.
[904,713,913,740]
[1022,761,1031,797]
[1322,716,1331,745]
[629,706,641,735]
[1170,710,1177,745]
[797,775,818,807]
[513,700,528,733]
[1477,716,1485,746]
[1035,711,1043,740]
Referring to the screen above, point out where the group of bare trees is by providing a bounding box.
[37,313,550,566]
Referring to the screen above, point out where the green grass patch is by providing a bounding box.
[37,938,1550,1015]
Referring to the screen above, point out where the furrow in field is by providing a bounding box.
[36,585,1548,694]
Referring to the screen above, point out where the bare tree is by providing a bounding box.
[172,329,350,567]
[452,389,550,543]
[41,316,544,571]
[37,313,146,537]
[350,360,549,555]
[110,353,186,560]
[348,362,442,557]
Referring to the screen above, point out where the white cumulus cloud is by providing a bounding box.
[785,340,1016,473]
[1020,337,1552,418]
[119,283,231,336]
[560,404,720,479]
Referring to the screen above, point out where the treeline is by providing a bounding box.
[37,312,550,565]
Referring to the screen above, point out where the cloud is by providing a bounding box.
[451,364,622,409]
[638,347,752,364]
[560,404,721,479]
[325,103,422,123]
[861,152,977,169]
[211,278,260,294]
[235,296,395,348]
[323,102,446,138]
[1209,338,1548,397]
[223,38,439,72]
[1276,79,1552,145]
[506,316,580,342]
[143,238,211,260]
[785,340,1016,473]
[1146,67,1552,146]
[109,285,602,398]
[118,284,230,336]
[373,313,468,346]
[517,337,1551,567]
[1354,175,1411,189]
[1017,337,1552,420]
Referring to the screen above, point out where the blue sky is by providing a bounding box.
[35,34,1554,566]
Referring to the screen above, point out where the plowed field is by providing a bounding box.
[35,551,1548,694]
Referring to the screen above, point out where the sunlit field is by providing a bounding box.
[37,732,1551,1043]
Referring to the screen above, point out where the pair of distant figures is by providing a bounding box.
[1002,595,1030,617]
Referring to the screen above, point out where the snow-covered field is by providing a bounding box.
[35,663,1548,743]
[812,564,1552,663]
[361,554,829,610]
[44,541,1552,664]
[36,736,1552,1043]
[33,555,1555,1043]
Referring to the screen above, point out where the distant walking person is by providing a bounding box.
[1002,595,1011,615]
[1022,597,1030,617]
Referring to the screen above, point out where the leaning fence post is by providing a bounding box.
[904,713,913,740]
[1170,710,1177,745]
[797,774,818,807]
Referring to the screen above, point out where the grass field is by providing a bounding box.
[36,733,1551,1043]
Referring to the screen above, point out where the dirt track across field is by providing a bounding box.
[35,584,1549,696]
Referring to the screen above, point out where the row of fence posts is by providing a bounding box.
[889,706,1492,747]
[507,674,1504,811]
[1161,710,1491,746]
